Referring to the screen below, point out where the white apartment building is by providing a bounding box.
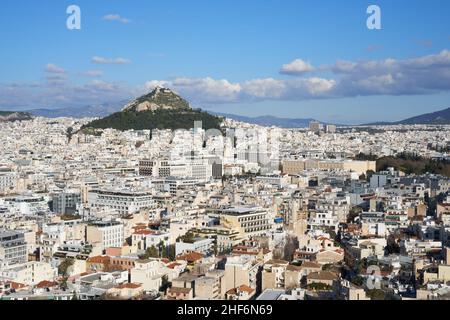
[0,172,17,193]
[175,238,214,256]
[132,229,170,251]
[224,255,261,292]
[0,230,28,266]
[220,206,273,239]
[0,261,57,286]
[164,177,201,195]
[87,189,155,215]
[130,260,163,292]
[86,221,124,250]
[139,156,213,181]
[308,211,339,233]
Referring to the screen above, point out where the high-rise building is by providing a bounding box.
[326,124,337,133]
[309,121,322,132]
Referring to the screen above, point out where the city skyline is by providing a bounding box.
[1,1,450,305]
[0,0,449,124]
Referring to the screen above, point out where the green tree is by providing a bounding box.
[177,232,195,243]
[367,289,386,300]
[158,240,165,257]
[141,245,159,259]
[366,170,375,181]
[351,275,365,287]
[213,242,218,256]
[385,235,400,255]
[307,283,332,291]
[66,127,74,142]
[159,275,170,292]
[58,258,75,276]
[348,206,363,223]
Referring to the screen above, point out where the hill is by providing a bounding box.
[82,88,223,132]
[123,87,191,112]
[0,111,33,122]
[365,107,450,125]
[396,107,450,125]
[28,101,125,118]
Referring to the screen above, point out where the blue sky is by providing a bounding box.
[0,0,449,124]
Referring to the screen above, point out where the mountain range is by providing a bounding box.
[2,90,450,127]
[364,107,450,126]
[27,101,126,119]
[211,112,319,128]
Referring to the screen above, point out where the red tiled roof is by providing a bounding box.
[35,280,58,289]
[133,229,154,235]
[115,283,142,289]
[169,287,191,294]
[238,285,255,294]
[9,281,27,290]
[87,255,111,264]
[227,285,255,295]
[177,252,203,263]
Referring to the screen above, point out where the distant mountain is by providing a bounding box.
[0,111,33,122]
[365,107,450,125]
[82,87,223,132]
[397,107,450,125]
[211,112,318,128]
[28,101,126,118]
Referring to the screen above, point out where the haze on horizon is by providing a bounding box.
[0,0,449,124]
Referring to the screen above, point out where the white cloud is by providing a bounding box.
[84,80,121,92]
[45,64,68,85]
[0,79,132,110]
[331,50,450,96]
[102,14,130,24]
[280,59,315,75]
[143,50,450,103]
[3,50,450,110]
[172,77,242,103]
[92,56,132,65]
[82,70,103,77]
[45,64,66,74]
[144,80,171,90]
[142,76,336,103]
[242,78,285,99]
[301,77,336,95]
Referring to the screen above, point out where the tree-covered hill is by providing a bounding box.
[81,87,223,132]
[82,108,223,132]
